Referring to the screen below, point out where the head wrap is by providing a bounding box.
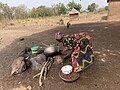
[55,31,63,40]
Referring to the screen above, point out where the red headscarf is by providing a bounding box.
[55,31,63,40]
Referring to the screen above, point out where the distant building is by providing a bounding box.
[69,8,80,21]
[107,0,120,21]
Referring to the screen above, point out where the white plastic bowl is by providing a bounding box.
[61,65,72,74]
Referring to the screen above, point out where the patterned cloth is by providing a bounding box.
[63,32,94,72]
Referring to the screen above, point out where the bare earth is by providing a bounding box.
[0,20,120,90]
[0,24,56,51]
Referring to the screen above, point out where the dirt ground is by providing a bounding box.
[0,24,56,51]
[0,21,120,90]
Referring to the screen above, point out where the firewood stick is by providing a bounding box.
[48,59,54,71]
[44,67,48,80]
[33,59,53,87]
[47,59,52,66]
[41,42,49,47]
[33,73,41,78]
[39,74,43,87]
[43,59,53,79]
[39,60,49,87]
[43,59,53,80]
[33,62,45,78]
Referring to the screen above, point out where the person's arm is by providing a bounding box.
[61,47,68,54]
[58,48,73,64]
[63,49,73,59]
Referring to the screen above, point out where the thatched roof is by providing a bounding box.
[107,0,120,2]
[69,8,79,15]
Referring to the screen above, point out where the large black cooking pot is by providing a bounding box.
[44,45,60,57]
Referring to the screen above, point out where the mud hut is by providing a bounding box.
[69,8,80,21]
[107,0,120,21]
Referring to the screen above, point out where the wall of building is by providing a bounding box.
[108,0,120,21]
[69,14,79,21]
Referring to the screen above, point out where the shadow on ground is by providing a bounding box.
[0,22,120,90]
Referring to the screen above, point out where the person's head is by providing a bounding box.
[55,31,63,42]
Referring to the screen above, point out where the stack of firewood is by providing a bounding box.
[33,58,54,87]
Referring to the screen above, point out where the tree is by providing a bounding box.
[36,6,47,17]
[30,8,37,18]
[105,6,108,10]
[0,3,29,20]
[0,13,4,20]
[67,1,82,11]
[37,6,53,17]
[52,3,67,15]
[98,8,106,12]
[30,6,54,18]
[13,5,29,19]
[97,6,108,13]
[87,3,98,12]
[0,2,12,20]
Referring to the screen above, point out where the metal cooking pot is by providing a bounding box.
[44,45,60,57]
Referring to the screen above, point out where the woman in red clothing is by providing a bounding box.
[55,32,94,72]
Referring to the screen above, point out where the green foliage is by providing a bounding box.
[0,1,81,20]
[97,6,108,13]
[67,1,82,11]
[0,13,4,20]
[0,2,12,19]
[30,3,67,17]
[105,6,108,10]
[14,5,29,19]
[52,3,67,15]
[30,6,54,18]
[36,6,48,17]
[0,1,108,20]
[0,2,29,20]
[87,3,98,12]
[30,8,37,18]
[98,8,106,12]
